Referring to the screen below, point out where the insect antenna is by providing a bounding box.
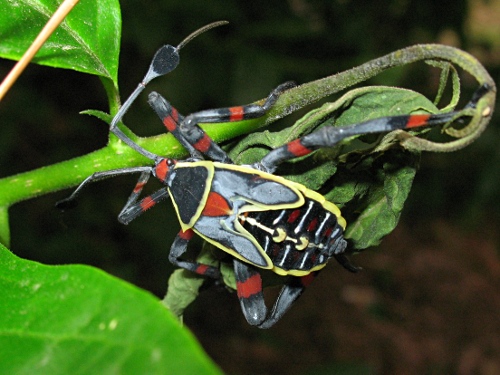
[109,21,229,161]
[176,20,228,50]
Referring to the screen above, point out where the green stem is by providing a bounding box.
[0,206,9,246]
[99,76,121,116]
[0,118,273,208]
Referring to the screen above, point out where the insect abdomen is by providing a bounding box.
[239,197,346,275]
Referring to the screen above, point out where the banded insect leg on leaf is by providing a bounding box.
[258,84,491,173]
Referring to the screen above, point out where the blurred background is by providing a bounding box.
[1,0,499,374]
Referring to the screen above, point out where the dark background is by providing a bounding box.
[1,1,499,374]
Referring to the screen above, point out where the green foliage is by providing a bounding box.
[0,0,121,87]
[0,244,221,374]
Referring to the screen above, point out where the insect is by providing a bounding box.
[58,22,491,328]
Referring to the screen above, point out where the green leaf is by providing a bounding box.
[163,270,205,319]
[342,152,418,249]
[0,0,121,86]
[0,244,222,375]
[0,206,9,248]
[426,59,461,111]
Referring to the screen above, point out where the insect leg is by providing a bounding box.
[233,258,318,328]
[334,253,362,273]
[258,84,491,173]
[169,229,221,279]
[257,271,320,329]
[147,92,204,160]
[118,184,170,225]
[56,167,153,210]
[233,259,267,326]
[149,81,296,163]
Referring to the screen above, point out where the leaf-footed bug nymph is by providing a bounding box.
[57,21,492,328]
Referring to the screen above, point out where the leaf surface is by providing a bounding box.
[0,0,121,85]
[0,245,221,375]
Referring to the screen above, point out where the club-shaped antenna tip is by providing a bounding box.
[144,45,180,83]
[143,21,228,84]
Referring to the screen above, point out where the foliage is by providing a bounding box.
[0,244,221,374]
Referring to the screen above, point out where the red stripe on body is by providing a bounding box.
[307,217,319,232]
[229,106,245,121]
[237,273,263,299]
[287,139,312,157]
[406,114,431,129]
[324,227,333,238]
[201,192,232,217]
[287,209,301,224]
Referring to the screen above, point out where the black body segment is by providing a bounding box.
[167,163,213,227]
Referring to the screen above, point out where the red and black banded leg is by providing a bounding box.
[258,84,490,173]
[148,81,296,163]
[118,185,170,225]
[258,271,320,329]
[234,258,319,328]
[168,229,221,279]
[147,92,205,160]
[56,166,153,210]
[233,259,267,326]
